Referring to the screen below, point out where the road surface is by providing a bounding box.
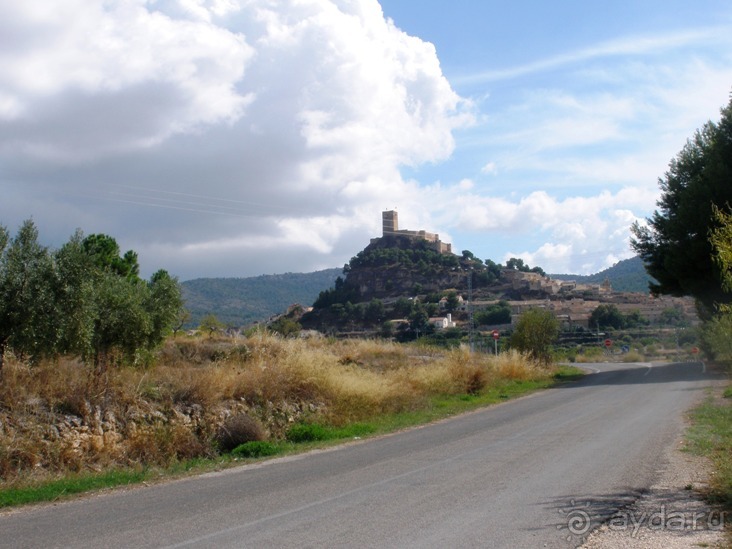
[0,361,716,548]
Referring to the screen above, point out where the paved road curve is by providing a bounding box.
[0,361,715,548]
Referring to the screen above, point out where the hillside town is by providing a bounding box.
[299,211,697,338]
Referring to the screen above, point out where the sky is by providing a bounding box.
[1,0,731,281]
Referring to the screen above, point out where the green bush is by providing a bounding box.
[285,422,376,443]
[231,441,281,458]
[700,313,732,366]
[286,423,330,442]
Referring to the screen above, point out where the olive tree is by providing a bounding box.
[0,220,57,375]
[0,222,183,376]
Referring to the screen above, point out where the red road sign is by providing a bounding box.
[691,347,700,354]
[492,330,500,340]
[604,339,612,348]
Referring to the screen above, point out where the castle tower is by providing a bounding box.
[382,210,398,236]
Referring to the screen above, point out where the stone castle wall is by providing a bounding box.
[379,210,452,254]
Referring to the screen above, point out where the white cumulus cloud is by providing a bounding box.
[0,0,472,278]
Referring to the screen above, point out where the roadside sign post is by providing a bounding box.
[604,339,612,352]
[492,330,500,356]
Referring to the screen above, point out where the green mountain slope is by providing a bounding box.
[550,256,654,293]
[181,268,342,328]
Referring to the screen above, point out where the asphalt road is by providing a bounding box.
[0,361,716,548]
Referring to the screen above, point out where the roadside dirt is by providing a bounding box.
[582,382,728,549]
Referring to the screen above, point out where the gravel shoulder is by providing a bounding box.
[582,384,728,549]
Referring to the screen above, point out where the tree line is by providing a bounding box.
[0,220,183,377]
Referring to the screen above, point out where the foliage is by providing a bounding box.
[408,302,432,336]
[710,204,732,306]
[631,94,732,316]
[90,272,152,370]
[312,275,361,309]
[199,314,225,337]
[393,297,414,318]
[268,316,301,337]
[420,327,463,349]
[0,220,183,375]
[444,291,460,312]
[81,233,140,280]
[589,304,648,330]
[698,313,732,365]
[363,298,385,325]
[0,220,57,373]
[550,256,654,293]
[509,308,560,364]
[699,203,732,368]
[348,237,460,271]
[658,305,688,327]
[182,268,341,327]
[147,270,184,347]
[685,391,732,513]
[53,232,97,356]
[231,441,282,458]
[285,423,331,442]
[505,257,545,276]
[474,301,511,326]
[0,333,562,495]
[216,414,266,452]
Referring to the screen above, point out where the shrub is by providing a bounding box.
[621,350,645,363]
[448,356,489,394]
[574,346,604,363]
[699,313,732,366]
[231,441,281,458]
[126,423,211,465]
[286,423,330,443]
[215,414,266,452]
[493,350,540,381]
[509,309,559,364]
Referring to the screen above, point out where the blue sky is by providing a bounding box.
[1,0,731,279]
[379,0,732,273]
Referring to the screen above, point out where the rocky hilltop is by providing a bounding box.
[300,229,559,338]
[299,220,695,340]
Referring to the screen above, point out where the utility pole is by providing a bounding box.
[467,269,474,353]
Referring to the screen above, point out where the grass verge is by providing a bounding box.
[684,382,732,536]
[0,469,150,508]
[0,365,584,509]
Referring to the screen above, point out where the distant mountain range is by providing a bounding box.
[549,256,654,294]
[181,256,653,328]
[181,268,341,328]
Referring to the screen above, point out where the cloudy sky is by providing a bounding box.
[2,0,731,280]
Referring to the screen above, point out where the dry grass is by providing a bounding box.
[0,334,554,482]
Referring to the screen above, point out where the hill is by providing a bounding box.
[550,256,654,294]
[179,255,654,330]
[181,268,341,328]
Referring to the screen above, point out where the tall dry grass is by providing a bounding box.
[0,334,552,481]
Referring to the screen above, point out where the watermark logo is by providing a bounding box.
[557,500,599,541]
[558,500,727,540]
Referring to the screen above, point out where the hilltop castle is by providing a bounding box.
[371,210,452,254]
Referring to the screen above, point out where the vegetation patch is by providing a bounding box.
[0,334,579,507]
[231,441,284,459]
[286,422,377,443]
[0,469,150,508]
[552,366,585,382]
[684,385,732,525]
